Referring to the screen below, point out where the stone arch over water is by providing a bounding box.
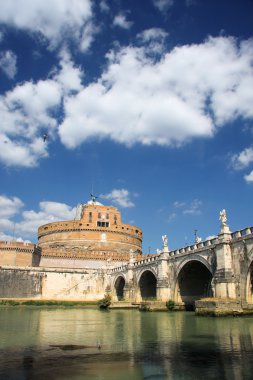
[175,259,213,310]
[138,270,157,300]
[246,260,253,304]
[114,276,126,301]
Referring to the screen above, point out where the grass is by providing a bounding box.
[0,299,98,307]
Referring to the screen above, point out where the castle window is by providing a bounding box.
[98,212,101,219]
[106,213,109,219]
[114,215,117,224]
[89,212,92,223]
[97,221,109,227]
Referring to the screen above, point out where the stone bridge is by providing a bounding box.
[109,224,253,308]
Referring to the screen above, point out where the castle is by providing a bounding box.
[0,197,143,269]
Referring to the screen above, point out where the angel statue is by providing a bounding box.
[219,209,227,226]
[162,235,168,247]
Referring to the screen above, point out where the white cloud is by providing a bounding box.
[244,170,253,183]
[205,235,217,241]
[0,195,77,240]
[0,51,83,167]
[0,231,15,242]
[183,199,202,215]
[0,50,17,79]
[0,0,94,51]
[0,78,61,167]
[100,0,110,13]
[17,201,76,236]
[137,28,168,54]
[0,195,24,218]
[1,36,253,168]
[137,28,168,43]
[100,189,135,208]
[232,147,253,170]
[55,49,83,94]
[173,201,186,208]
[60,36,253,150]
[113,13,133,29]
[153,0,174,13]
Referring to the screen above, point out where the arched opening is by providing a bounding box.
[139,270,157,300]
[176,260,213,310]
[246,261,253,304]
[114,276,125,301]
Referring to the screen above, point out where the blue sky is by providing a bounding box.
[0,0,253,253]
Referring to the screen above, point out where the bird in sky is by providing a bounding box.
[43,133,49,142]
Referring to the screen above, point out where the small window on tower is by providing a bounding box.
[89,212,92,223]
[114,215,117,225]
[106,213,109,219]
[98,212,101,219]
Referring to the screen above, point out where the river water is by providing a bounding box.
[0,307,253,380]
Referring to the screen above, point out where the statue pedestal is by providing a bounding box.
[220,224,231,234]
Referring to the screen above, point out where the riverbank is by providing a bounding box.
[0,299,98,307]
[195,298,253,316]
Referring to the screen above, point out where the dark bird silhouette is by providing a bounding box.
[43,133,49,142]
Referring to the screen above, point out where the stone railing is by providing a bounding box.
[109,226,253,273]
[169,237,217,257]
[110,255,159,273]
[231,226,253,239]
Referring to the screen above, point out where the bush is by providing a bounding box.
[98,294,111,309]
[166,299,175,311]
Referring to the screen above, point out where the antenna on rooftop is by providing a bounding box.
[12,223,16,241]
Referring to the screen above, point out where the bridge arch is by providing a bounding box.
[114,275,126,301]
[175,257,213,310]
[246,260,253,304]
[138,269,157,300]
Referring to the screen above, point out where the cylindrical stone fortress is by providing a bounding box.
[38,199,143,268]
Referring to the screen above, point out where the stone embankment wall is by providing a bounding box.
[0,268,43,298]
[0,267,107,300]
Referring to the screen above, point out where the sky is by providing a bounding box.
[0,0,253,253]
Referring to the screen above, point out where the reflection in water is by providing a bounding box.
[0,308,253,379]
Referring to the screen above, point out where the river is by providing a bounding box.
[0,307,253,379]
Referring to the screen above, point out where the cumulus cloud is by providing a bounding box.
[244,170,253,183]
[1,35,253,168]
[113,13,133,29]
[100,189,135,208]
[231,146,253,183]
[55,49,83,94]
[0,51,82,167]
[0,0,94,51]
[0,50,17,79]
[0,195,77,240]
[17,201,76,236]
[0,195,24,218]
[232,147,253,170]
[137,28,168,54]
[0,79,60,167]
[153,0,174,13]
[59,36,253,150]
